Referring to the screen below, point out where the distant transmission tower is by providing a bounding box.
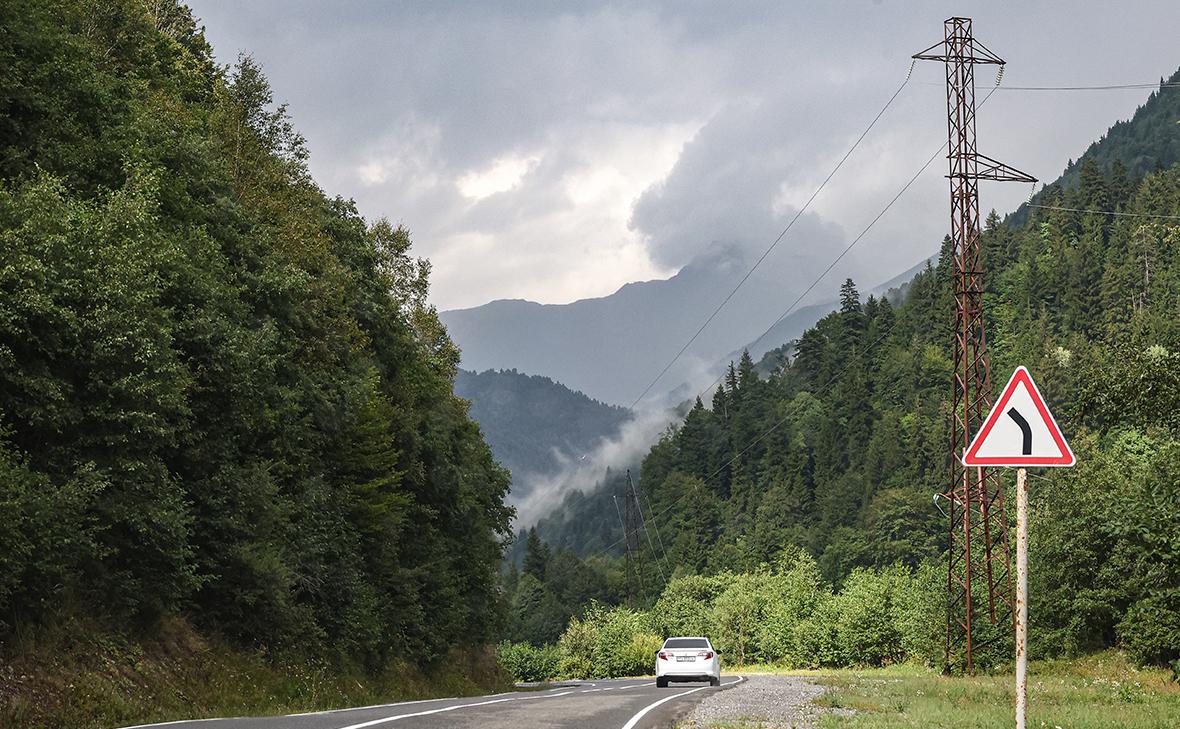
[914,17,1036,674]
[624,470,644,608]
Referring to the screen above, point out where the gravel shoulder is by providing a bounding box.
[677,674,849,728]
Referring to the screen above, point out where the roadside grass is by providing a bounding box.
[810,652,1180,728]
[684,652,1179,728]
[0,616,512,729]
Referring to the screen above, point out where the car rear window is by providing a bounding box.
[663,638,709,649]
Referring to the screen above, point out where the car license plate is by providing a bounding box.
[676,656,694,662]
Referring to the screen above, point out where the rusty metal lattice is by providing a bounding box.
[914,17,1036,674]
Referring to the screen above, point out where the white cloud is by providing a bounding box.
[511,405,678,526]
[457,154,539,200]
[189,0,1180,310]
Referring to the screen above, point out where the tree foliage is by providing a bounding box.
[0,0,511,668]
[524,90,1180,666]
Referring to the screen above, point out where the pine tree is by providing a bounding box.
[523,527,551,581]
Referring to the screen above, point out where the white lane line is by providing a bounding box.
[116,720,230,729]
[115,690,528,727]
[619,677,745,729]
[334,690,576,729]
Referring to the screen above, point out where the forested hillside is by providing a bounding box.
[0,0,512,703]
[511,82,1180,669]
[454,368,631,503]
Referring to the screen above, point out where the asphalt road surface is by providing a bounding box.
[117,676,745,729]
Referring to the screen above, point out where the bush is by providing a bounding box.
[791,563,922,669]
[711,573,772,665]
[895,561,945,666]
[650,574,732,640]
[834,566,909,667]
[496,641,561,682]
[793,597,845,668]
[758,553,828,664]
[557,603,661,678]
[1118,593,1180,667]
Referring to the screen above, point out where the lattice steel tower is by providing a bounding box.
[914,17,1036,674]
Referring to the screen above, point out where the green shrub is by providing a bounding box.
[1119,593,1180,667]
[793,597,845,668]
[895,561,945,666]
[496,641,561,682]
[711,573,773,665]
[834,566,909,667]
[758,553,828,664]
[650,573,732,639]
[557,603,661,678]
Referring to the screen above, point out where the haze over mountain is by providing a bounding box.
[442,247,930,407]
[454,369,631,510]
[441,242,923,407]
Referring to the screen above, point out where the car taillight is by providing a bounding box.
[658,651,669,660]
[699,651,714,659]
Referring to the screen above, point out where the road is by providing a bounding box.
[117,676,745,729]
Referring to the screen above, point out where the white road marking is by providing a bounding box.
[619,676,744,729]
[333,690,577,729]
[114,691,528,728]
[116,720,230,729]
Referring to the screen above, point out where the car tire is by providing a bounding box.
[710,677,720,687]
[656,677,668,688]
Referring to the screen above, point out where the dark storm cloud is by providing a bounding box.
[187,0,1180,308]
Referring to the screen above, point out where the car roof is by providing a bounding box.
[663,636,711,643]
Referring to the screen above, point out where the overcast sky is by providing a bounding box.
[188,1,1180,311]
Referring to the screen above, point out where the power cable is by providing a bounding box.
[585,317,900,563]
[625,62,917,411]
[637,503,669,583]
[637,489,673,578]
[695,83,1005,401]
[699,322,899,485]
[920,81,1180,91]
[995,81,1180,91]
[1026,203,1180,221]
[640,490,672,570]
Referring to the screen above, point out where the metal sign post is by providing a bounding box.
[1014,466,1029,729]
[963,366,1074,728]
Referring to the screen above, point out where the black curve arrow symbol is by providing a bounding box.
[1006,408,1032,455]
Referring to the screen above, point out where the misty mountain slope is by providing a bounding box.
[441,245,909,407]
[521,77,1180,561]
[455,369,631,506]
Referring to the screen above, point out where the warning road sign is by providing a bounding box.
[962,366,1075,467]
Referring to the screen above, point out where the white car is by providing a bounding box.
[655,636,721,687]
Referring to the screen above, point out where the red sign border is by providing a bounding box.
[962,366,1075,467]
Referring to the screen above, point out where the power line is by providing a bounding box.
[636,498,669,583]
[586,316,900,563]
[1027,203,1180,221]
[700,321,898,486]
[638,489,673,578]
[696,138,946,401]
[695,84,1005,402]
[996,81,1180,91]
[641,490,671,561]
[625,62,917,411]
[920,81,1180,91]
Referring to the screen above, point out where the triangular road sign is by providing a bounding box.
[963,366,1075,467]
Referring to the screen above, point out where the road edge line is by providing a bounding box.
[619,676,745,729]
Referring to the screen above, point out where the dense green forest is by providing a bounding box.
[0,0,512,680]
[508,78,1180,671]
[454,368,631,503]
